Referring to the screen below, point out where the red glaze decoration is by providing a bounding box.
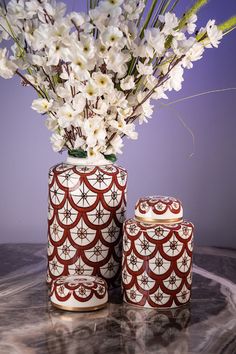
[122,218,194,308]
[47,163,127,288]
[135,196,182,217]
[51,275,107,304]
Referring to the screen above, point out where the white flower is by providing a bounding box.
[7,0,27,19]
[74,135,85,150]
[120,75,135,91]
[38,2,67,23]
[121,22,138,47]
[92,72,113,93]
[132,43,154,59]
[172,37,205,69]
[92,100,109,115]
[186,15,197,34]
[137,61,153,76]
[82,80,99,101]
[204,20,223,48]
[144,28,166,56]
[47,42,70,66]
[106,134,124,154]
[25,0,42,16]
[87,146,100,159]
[110,118,138,139]
[105,49,131,76]
[101,26,124,47]
[117,106,133,118]
[123,0,145,20]
[69,12,87,27]
[32,98,53,114]
[45,115,58,131]
[151,86,168,100]
[76,34,95,59]
[144,75,168,99]
[72,94,86,113]
[84,117,106,147]
[136,92,154,124]
[100,0,124,11]
[159,12,179,35]
[56,81,73,100]
[50,133,65,152]
[57,103,77,128]
[0,48,17,79]
[0,0,225,156]
[163,64,184,92]
[67,48,94,79]
[182,42,205,69]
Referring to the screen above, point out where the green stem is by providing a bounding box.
[3,16,25,58]
[169,0,181,12]
[178,0,209,30]
[152,0,168,27]
[136,0,148,28]
[223,25,236,36]
[218,16,236,33]
[140,0,159,39]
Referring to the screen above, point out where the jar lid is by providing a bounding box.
[135,196,183,224]
[50,275,108,312]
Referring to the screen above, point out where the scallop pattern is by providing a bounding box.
[47,163,127,288]
[122,218,194,308]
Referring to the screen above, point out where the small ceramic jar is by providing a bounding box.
[122,196,194,309]
[50,275,108,312]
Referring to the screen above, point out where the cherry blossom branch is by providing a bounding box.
[41,68,56,94]
[15,70,47,99]
[127,55,185,123]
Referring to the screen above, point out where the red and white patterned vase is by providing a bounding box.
[47,156,127,288]
[122,196,194,308]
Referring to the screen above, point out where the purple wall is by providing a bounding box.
[0,0,236,247]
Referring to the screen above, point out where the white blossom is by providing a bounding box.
[0,48,17,79]
[186,15,198,34]
[159,13,179,36]
[0,0,223,157]
[120,76,135,91]
[50,133,65,152]
[101,26,124,48]
[144,28,166,56]
[137,61,153,76]
[203,20,223,48]
[32,98,53,114]
[57,103,77,128]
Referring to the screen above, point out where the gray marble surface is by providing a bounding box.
[0,245,235,354]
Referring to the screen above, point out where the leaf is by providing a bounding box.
[104,154,117,163]
[68,149,87,158]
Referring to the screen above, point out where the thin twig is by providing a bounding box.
[162,87,236,106]
[15,70,46,98]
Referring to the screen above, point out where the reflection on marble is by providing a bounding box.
[0,245,235,354]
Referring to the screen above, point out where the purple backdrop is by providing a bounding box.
[0,0,235,247]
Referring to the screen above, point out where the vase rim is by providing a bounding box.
[66,155,113,166]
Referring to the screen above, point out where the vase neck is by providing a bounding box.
[66,155,113,166]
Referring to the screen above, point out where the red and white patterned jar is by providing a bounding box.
[122,196,194,308]
[47,156,127,288]
[50,275,108,312]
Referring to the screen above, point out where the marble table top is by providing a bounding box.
[0,245,235,354]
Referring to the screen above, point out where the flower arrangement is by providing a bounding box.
[0,0,235,162]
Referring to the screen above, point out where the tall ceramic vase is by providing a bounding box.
[47,155,127,288]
